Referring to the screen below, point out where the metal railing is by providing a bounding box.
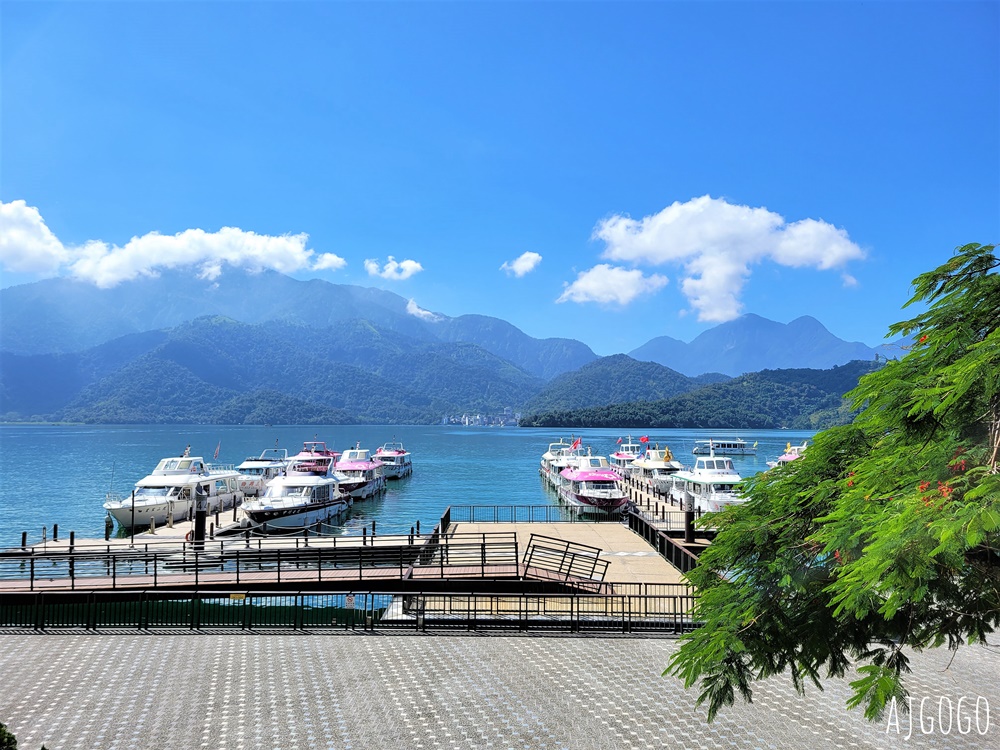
[0,532,521,592]
[522,534,609,586]
[0,588,697,634]
[445,505,625,524]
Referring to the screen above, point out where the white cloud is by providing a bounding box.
[406,298,440,321]
[0,200,353,287]
[592,195,865,321]
[500,251,542,277]
[556,264,668,305]
[842,273,858,288]
[0,200,69,273]
[313,252,347,271]
[67,227,317,288]
[364,256,423,281]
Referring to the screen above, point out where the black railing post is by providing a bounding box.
[69,531,76,587]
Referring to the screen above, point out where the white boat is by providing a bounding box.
[669,451,745,514]
[539,438,585,489]
[631,444,685,493]
[557,454,628,514]
[608,436,644,476]
[373,441,412,479]
[766,441,808,469]
[540,438,571,480]
[236,447,290,496]
[104,451,243,530]
[241,442,351,530]
[692,438,756,456]
[335,445,387,499]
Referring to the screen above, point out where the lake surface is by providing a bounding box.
[0,424,815,549]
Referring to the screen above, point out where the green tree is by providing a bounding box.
[0,721,16,750]
[668,243,1000,721]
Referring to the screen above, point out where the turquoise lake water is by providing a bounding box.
[0,424,815,549]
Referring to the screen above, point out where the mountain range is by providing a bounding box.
[0,269,900,424]
[628,313,906,376]
[519,360,880,431]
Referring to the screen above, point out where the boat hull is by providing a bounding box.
[557,486,628,514]
[379,460,412,479]
[243,498,349,529]
[341,476,386,499]
[104,498,191,530]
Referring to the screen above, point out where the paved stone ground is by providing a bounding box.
[1,633,997,749]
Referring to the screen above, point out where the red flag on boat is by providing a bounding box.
[213,441,221,460]
[617,437,623,444]
[570,437,582,451]
[639,435,649,443]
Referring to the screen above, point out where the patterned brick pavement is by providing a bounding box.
[0,633,996,749]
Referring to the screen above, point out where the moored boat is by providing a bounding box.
[540,438,571,481]
[236,447,290,496]
[692,438,756,456]
[335,445,387,499]
[374,441,413,479]
[766,441,808,469]
[608,435,644,476]
[630,444,684,493]
[104,449,243,530]
[241,442,351,530]
[669,450,745,513]
[543,437,585,490]
[557,453,628,514]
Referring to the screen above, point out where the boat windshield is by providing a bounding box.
[265,485,312,499]
[135,487,169,498]
[157,458,197,472]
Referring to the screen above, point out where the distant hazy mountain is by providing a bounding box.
[630,313,903,376]
[522,354,726,414]
[0,269,597,379]
[0,316,546,424]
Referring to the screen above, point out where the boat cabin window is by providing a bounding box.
[588,480,616,490]
[314,485,330,503]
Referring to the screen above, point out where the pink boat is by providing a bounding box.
[766,441,808,470]
[334,445,387,499]
[373,441,413,479]
[557,454,628,514]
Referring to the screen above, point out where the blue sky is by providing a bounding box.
[2,1,997,356]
